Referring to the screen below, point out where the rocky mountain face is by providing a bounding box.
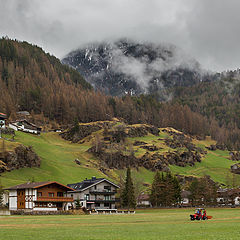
[62,39,214,98]
[61,120,205,172]
[0,145,41,173]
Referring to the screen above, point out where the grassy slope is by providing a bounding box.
[1,209,240,240]
[0,132,105,188]
[0,125,239,188]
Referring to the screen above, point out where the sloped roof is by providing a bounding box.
[0,113,7,119]
[67,177,119,192]
[138,194,149,201]
[181,190,191,198]
[5,181,74,191]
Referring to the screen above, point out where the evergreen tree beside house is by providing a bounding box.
[121,168,136,209]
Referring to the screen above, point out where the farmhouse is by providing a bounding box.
[67,177,119,210]
[0,113,7,129]
[5,181,74,211]
[137,194,151,207]
[9,119,41,134]
[217,188,240,206]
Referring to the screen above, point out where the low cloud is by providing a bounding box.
[1,0,240,71]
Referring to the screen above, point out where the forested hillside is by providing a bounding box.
[0,38,239,150]
[173,71,240,149]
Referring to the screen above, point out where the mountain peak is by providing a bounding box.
[62,39,209,97]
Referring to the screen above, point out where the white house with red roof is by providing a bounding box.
[5,181,74,211]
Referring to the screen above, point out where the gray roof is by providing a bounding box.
[181,190,191,198]
[67,177,119,192]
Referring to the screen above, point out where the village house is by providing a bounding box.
[217,188,240,206]
[0,113,7,129]
[137,194,151,207]
[5,181,74,211]
[9,119,41,135]
[181,190,191,206]
[67,177,119,210]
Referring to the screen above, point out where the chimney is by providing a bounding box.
[92,176,96,181]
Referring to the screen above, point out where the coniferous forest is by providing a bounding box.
[0,38,240,149]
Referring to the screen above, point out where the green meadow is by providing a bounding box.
[0,131,105,188]
[0,128,239,188]
[1,208,240,240]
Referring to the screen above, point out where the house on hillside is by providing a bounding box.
[0,113,7,129]
[5,181,74,211]
[16,111,30,118]
[67,177,119,210]
[9,119,41,134]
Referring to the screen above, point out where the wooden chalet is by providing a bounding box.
[5,181,74,211]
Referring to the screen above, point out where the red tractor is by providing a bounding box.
[190,208,212,221]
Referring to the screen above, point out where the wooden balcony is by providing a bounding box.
[87,198,120,203]
[37,196,74,202]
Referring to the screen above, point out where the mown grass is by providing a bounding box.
[1,208,240,240]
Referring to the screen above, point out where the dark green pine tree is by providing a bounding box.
[121,168,136,209]
[150,171,163,207]
[172,176,181,205]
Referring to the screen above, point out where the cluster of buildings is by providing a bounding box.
[2,177,119,212]
[0,111,42,135]
[136,188,240,207]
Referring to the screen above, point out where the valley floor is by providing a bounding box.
[1,208,240,240]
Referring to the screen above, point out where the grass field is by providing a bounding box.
[1,127,240,188]
[1,208,240,240]
[0,131,105,188]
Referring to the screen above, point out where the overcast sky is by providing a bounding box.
[0,0,240,72]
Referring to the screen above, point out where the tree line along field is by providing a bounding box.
[1,208,240,240]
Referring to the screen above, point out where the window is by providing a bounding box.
[38,192,42,197]
[104,186,111,192]
[104,203,110,207]
[104,195,111,200]
[94,185,97,190]
[95,203,100,207]
[57,192,63,197]
[84,194,90,200]
[49,193,54,197]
